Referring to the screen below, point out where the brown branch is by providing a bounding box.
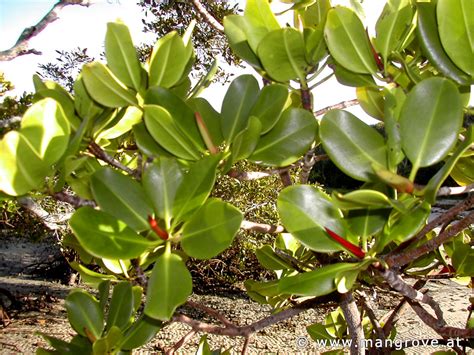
[314,99,359,117]
[279,170,292,187]
[17,196,70,230]
[340,292,365,355]
[88,142,138,178]
[166,329,196,355]
[191,0,224,33]
[385,210,474,268]
[437,183,474,197]
[407,299,474,338]
[300,153,328,184]
[357,292,385,341]
[186,300,234,328]
[0,0,91,61]
[240,220,285,234]
[52,191,96,208]
[378,268,445,326]
[242,336,252,355]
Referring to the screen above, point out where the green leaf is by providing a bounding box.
[145,87,204,153]
[145,247,192,320]
[223,15,263,71]
[172,154,221,224]
[105,21,143,91]
[256,245,292,270]
[91,167,154,232]
[133,122,173,158]
[451,240,474,276]
[148,31,193,88]
[144,104,201,160]
[82,61,138,108]
[65,290,104,339]
[98,281,110,311]
[120,316,162,350]
[305,27,327,65]
[244,0,280,53]
[324,6,378,74]
[36,333,88,353]
[329,57,376,87]
[69,207,155,259]
[93,326,122,353]
[106,281,134,331]
[437,0,474,77]
[332,190,392,210]
[374,0,414,67]
[346,209,389,238]
[258,28,308,82]
[249,108,317,167]
[320,110,387,181]
[96,106,142,140]
[297,0,331,28]
[307,323,334,341]
[74,75,104,121]
[335,268,360,293]
[181,198,243,260]
[399,77,463,172]
[188,97,224,146]
[143,157,183,226]
[250,84,289,134]
[279,263,355,296]
[278,185,346,253]
[221,75,260,143]
[388,201,431,244]
[231,116,262,163]
[356,86,384,121]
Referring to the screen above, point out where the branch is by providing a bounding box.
[436,183,474,197]
[300,153,328,184]
[357,291,385,342]
[52,190,96,208]
[340,292,365,355]
[88,142,139,178]
[0,0,91,61]
[166,329,196,355]
[191,0,224,33]
[314,99,359,117]
[279,170,293,187]
[240,220,285,234]
[17,196,71,230]
[385,209,474,268]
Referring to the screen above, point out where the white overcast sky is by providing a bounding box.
[0,0,422,124]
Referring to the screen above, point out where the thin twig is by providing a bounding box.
[279,170,292,187]
[340,292,364,355]
[0,0,91,61]
[357,291,385,341]
[437,183,474,197]
[166,329,196,355]
[186,300,234,328]
[88,142,138,178]
[240,220,285,234]
[300,153,328,184]
[314,99,359,117]
[17,196,70,230]
[191,0,224,33]
[242,336,252,355]
[52,191,96,208]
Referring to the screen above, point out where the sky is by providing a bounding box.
[0,0,412,124]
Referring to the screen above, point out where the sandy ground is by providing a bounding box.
[0,233,473,354]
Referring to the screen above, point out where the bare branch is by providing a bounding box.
[88,142,139,178]
[240,220,285,234]
[340,292,365,355]
[0,0,91,61]
[300,153,328,184]
[186,300,234,328]
[166,329,196,355]
[357,291,385,342]
[279,170,292,187]
[17,196,71,231]
[191,0,224,33]
[52,190,96,208]
[437,183,474,197]
[314,99,359,117]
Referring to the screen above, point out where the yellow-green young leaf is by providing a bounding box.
[258,28,308,82]
[399,77,463,172]
[82,61,138,108]
[297,0,331,29]
[437,0,474,77]
[320,110,387,181]
[96,106,142,140]
[181,198,243,260]
[324,6,378,74]
[65,291,104,339]
[148,32,192,88]
[332,190,392,210]
[356,86,384,121]
[105,21,143,91]
[451,156,474,186]
[69,207,156,260]
[144,248,192,320]
[0,131,50,196]
[244,0,280,53]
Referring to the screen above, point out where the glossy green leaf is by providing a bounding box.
[106,281,133,331]
[223,15,263,71]
[120,316,162,350]
[36,333,87,353]
[172,154,221,224]
[278,185,346,253]
[335,268,359,293]
[451,239,474,276]
[65,290,104,339]
[82,61,138,107]
[181,198,243,260]
[297,0,331,28]
[329,58,376,87]
[145,247,192,320]
[105,21,143,91]
[74,75,104,121]
[250,84,289,134]
[91,167,154,232]
[133,122,172,158]
[145,87,204,153]
[374,0,414,67]
[399,77,463,172]
[244,0,280,53]
[437,0,474,77]
[256,245,292,270]
[69,207,155,259]
[96,106,142,140]
[279,263,355,296]
[93,326,122,354]
[148,31,192,88]
[356,86,384,120]
[258,28,308,82]
[144,105,201,160]
[98,281,110,311]
[389,201,431,244]
[332,190,392,210]
[221,75,260,143]
[305,27,327,64]
[188,97,224,146]
[231,116,262,163]
[249,108,317,167]
[143,157,183,225]
[451,155,474,186]
[346,209,388,238]
[306,323,333,341]
[245,279,281,299]
[324,6,378,74]
[320,109,388,181]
